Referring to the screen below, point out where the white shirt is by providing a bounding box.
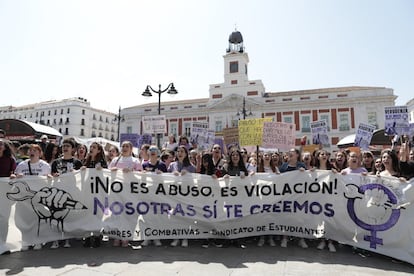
[15,159,51,176]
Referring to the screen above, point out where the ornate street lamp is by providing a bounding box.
[113,106,125,141]
[142,83,178,148]
[236,97,253,120]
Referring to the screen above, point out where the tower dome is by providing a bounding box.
[227,30,244,53]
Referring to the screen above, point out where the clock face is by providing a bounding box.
[230,61,238,73]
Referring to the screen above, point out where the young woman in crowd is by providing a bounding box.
[301,151,313,170]
[378,149,401,178]
[163,133,178,151]
[332,150,348,172]
[75,143,88,163]
[341,151,367,175]
[168,145,195,248]
[106,145,119,164]
[256,151,279,247]
[12,144,51,251]
[80,142,108,248]
[313,149,336,252]
[221,149,252,249]
[279,148,308,249]
[109,140,142,248]
[372,157,382,175]
[44,142,60,164]
[139,144,150,163]
[361,151,375,173]
[198,153,222,248]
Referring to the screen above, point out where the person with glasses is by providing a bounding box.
[50,138,83,249]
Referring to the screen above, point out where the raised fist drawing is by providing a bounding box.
[7,180,87,235]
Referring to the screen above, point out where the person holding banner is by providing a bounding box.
[372,158,382,175]
[0,139,16,255]
[361,151,375,173]
[313,149,336,252]
[378,149,401,178]
[50,138,83,249]
[279,148,308,249]
[256,152,279,247]
[109,140,142,248]
[341,151,367,175]
[221,149,251,249]
[332,150,348,172]
[10,144,51,251]
[211,144,225,177]
[81,142,108,248]
[168,145,195,248]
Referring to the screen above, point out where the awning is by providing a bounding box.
[0,119,62,141]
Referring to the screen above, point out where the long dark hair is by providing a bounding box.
[84,142,108,168]
[314,150,332,170]
[226,149,248,176]
[44,142,60,163]
[177,145,192,167]
[200,153,215,175]
[380,149,400,175]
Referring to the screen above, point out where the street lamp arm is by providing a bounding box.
[145,83,175,94]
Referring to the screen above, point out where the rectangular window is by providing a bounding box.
[283,116,293,124]
[169,123,178,136]
[367,112,378,128]
[184,123,191,137]
[301,115,311,132]
[127,126,132,134]
[215,121,223,132]
[339,113,350,131]
[229,61,239,73]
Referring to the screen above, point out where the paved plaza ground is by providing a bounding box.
[1,239,413,276]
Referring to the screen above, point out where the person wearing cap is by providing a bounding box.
[39,135,48,157]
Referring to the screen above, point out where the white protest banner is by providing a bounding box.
[190,122,215,150]
[354,123,376,150]
[384,106,409,136]
[262,122,295,151]
[1,170,414,264]
[310,120,330,146]
[142,115,166,134]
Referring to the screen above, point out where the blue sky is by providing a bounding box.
[0,0,413,114]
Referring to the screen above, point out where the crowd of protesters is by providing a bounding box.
[1,128,414,254]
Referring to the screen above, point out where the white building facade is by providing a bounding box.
[121,30,397,151]
[0,97,118,141]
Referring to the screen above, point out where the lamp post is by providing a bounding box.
[236,97,253,120]
[142,83,178,148]
[113,106,125,142]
